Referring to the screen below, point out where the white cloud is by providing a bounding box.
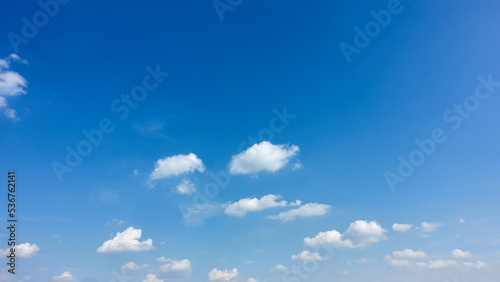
[247,279,258,282]
[463,260,486,269]
[142,274,163,282]
[157,257,168,262]
[97,227,154,253]
[149,153,205,181]
[229,141,299,175]
[451,249,471,259]
[392,223,413,232]
[292,161,303,170]
[52,271,78,282]
[267,203,331,222]
[459,218,466,223]
[427,259,458,269]
[224,194,300,217]
[355,258,375,263]
[291,250,326,262]
[208,268,238,281]
[159,258,192,275]
[271,264,288,272]
[387,259,412,267]
[175,179,196,195]
[420,222,441,233]
[392,249,428,259]
[0,243,39,258]
[121,261,149,271]
[304,220,387,249]
[0,53,27,120]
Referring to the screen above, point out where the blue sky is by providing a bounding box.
[1,0,500,281]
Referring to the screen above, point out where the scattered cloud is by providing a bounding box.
[247,279,258,282]
[208,268,238,281]
[158,258,192,275]
[0,53,28,120]
[451,249,471,259]
[106,219,125,226]
[97,227,154,253]
[181,202,223,226]
[459,218,466,223]
[291,250,326,262]
[267,203,331,222]
[142,274,163,282]
[175,179,196,195]
[304,220,387,249]
[392,249,427,259]
[225,194,300,217]
[420,222,441,233]
[463,260,486,269]
[52,271,78,282]
[122,261,149,271]
[270,265,288,272]
[149,153,205,181]
[229,141,299,175]
[427,259,458,269]
[0,243,39,258]
[392,223,413,232]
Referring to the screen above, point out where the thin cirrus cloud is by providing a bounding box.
[224,194,300,217]
[149,153,205,181]
[229,141,299,175]
[208,268,238,281]
[266,203,331,222]
[304,220,387,249]
[97,227,154,253]
[0,53,27,120]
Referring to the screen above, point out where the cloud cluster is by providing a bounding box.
[0,53,27,120]
[304,220,387,249]
[229,141,299,175]
[97,227,154,253]
[175,179,196,195]
[208,268,238,281]
[385,248,485,270]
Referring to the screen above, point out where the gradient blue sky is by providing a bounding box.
[1,0,500,281]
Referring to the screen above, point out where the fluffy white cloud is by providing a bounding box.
[229,141,299,175]
[420,222,441,233]
[267,203,331,222]
[149,153,205,181]
[121,261,149,271]
[208,268,238,281]
[225,194,300,217]
[291,250,326,262]
[247,279,258,282]
[0,54,27,120]
[392,249,428,259]
[392,223,413,232]
[0,243,40,258]
[159,258,192,275]
[451,249,471,258]
[271,264,288,272]
[52,271,78,282]
[304,220,387,249]
[463,260,486,269]
[175,179,196,195]
[142,274,163,282]
[427,259,458,269]
[97,227,154,253]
